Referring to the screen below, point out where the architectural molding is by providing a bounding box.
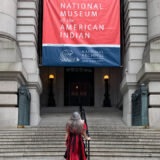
[137,63,160,83]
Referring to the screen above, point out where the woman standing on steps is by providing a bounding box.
[64,112,91,160]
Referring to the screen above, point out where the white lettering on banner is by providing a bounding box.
[60,11,98,17]
[60,24,104,31]
[60,32,90,39]
[59,2,105,40]
[60,3,103,10]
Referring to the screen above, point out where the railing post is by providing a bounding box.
[79,106,90,160]
[88,141,90,160]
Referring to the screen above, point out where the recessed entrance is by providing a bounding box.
[64,67,94,106]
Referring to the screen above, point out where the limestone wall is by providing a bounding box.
[17,0,42,126]
[0,0,27,127]
[121,0,147,125]
[0,0,42,127]
[139,0,160,128]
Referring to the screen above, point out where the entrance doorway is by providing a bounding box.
[64,67,94,106]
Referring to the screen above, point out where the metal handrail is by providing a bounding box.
[80,106,90,160]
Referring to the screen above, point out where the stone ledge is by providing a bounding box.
[129,2,146,10]
[17,17,37,26]
[137,63,160,83]
[18,2,37,10]
[17,26,36,34]
[18,42,37,47]
[0,62,27,85]
[27,74,42,94]
[129,10,147,18]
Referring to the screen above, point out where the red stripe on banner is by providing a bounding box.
[43,0,120,45]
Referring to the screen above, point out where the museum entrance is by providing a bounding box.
[64,67,94,106]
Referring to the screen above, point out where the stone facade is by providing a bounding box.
[120,0,148,126]
[0,0,160,128]
[121,0,160,128]
[0,0,42,127]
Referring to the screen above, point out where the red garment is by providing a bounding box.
[66,123,87,160]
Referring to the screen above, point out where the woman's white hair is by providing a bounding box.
[66,112,84,134]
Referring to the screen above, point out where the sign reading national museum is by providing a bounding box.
[42,0,120,67]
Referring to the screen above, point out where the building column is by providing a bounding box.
[17,0,42,126]
[121,0,147,126]
[139,0,160,128]
[0,0,27,127]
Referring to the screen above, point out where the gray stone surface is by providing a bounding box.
[0,81,18,92]
[0,94,17,105]
[0,0,160,132]
[148,0,160,40]
[0,0,17,38]
[149,108,160,128]
[149,82,160,93]
[149,95,160,106]
[1,109,160,159]
[0,107,18,128]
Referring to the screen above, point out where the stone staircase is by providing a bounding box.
[0,108,160,160]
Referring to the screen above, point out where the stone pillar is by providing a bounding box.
[17,0,42,126]
[121,0,147,126]
[0,0,28,127]
[146,0,160,128]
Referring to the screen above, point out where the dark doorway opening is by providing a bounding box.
[64,67,94,106]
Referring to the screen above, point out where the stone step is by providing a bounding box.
[0,134,160,139]
[0,127,157,131]
[0,151,160,157]
[0,147,160,153]
[0,128,159,133]
[1,144,160,149]
[3,157,160,160]
[1,130,159,135]
[1,133,160,138]
[0,138,160,143]
[1,109,160,159]
[0,130,159,134]
[1,141,160,145]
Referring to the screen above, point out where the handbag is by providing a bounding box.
[64,150,67,159]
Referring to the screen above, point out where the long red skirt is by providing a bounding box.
[66,133,87,160]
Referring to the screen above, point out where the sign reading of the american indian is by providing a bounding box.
[42,0,120,66]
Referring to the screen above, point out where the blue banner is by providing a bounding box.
[42,45,120,67]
